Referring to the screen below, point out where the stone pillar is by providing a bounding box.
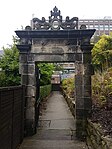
[19,51,37,136]
[75,45,93,140]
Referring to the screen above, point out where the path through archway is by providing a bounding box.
[15,6,95,139]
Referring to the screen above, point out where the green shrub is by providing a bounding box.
[40,84,51,100]
[61,78,74,98]
[92,68,112,108]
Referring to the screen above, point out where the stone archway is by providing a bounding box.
[15,6,95,139]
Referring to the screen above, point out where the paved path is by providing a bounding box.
[19,91,88,149]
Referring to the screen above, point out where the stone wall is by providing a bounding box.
[87,120,112,149]
[62,90,75,117]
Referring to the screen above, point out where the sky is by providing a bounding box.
[0,0,112,49]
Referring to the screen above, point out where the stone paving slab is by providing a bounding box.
[20,140,87,149]
[19,91,88,149]
[23,129,73,140]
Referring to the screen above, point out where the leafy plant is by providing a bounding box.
[40,84,51,100]
[92,69,112,108]
[0,37,20,86]
[61,78,74,98]
[38,63,55,86]
[92,34,112,72]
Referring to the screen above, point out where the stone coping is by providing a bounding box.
[87,119,112,149]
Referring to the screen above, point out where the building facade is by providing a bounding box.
[79,18,112,36]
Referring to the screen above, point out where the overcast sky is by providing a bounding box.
[0,0,112,49]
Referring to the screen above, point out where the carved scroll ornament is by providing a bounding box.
[32,6,78,30]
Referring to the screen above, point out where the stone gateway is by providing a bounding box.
[15,6,95,139]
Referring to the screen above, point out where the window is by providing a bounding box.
[104,25,109,30]
[109,25,112,28]
[79,21,84,23]
[94,20,98,23]
[94,25,99,29]
[89,25,93,29]
[84,20,89,22]
[99,25,104,30]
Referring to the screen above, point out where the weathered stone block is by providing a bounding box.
[19,63,28,74]
[20,64,35,74]
[76,109,91,118]
[76,97,84,109]
[83,75,91,86]
[81,45,93,53]
[75,85,84,98]
[25,119,36,136]
[26,96,36,107]
[16,44,31,53]
[76,118,87,140]
[19,63,22,74]
[75,63,84,75]
[83,53,91,64]
[21,75,36,86]
[34,54,64,62]
[87,120,112,149]
[83,85,91,97]
[84,97,92,110]
[84,64,94,75]
[26,86,36,97]
[28,54,35,62]
[19,54,27,63]
[75,75,91,86]
[75,53,82,61]
[67,53,75,61]
[75,75,84,85]
[28,64,35,74]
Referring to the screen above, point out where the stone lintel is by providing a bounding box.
[33,53,77,62]
[15,29,96,40]
[19,50,83,63]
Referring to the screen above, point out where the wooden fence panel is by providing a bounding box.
[0,86,25,149]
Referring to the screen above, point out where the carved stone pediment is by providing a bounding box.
[32,6,78,30]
